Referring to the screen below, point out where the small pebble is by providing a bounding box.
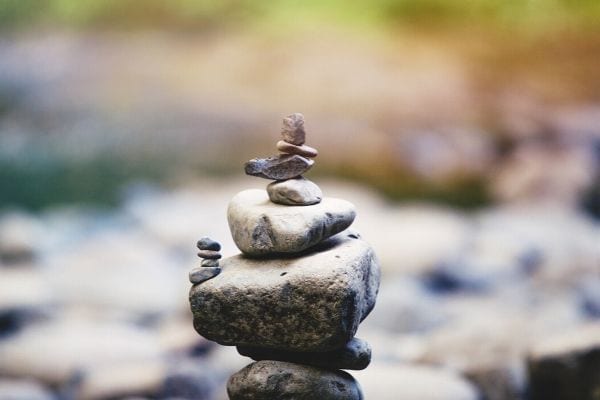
[189,266,221,284]
[196,237,221,251]
[197,250,221,259]
[281,113,306,145]
[276,141,318,158]
[201,259,220,268]
[267,177,322,206]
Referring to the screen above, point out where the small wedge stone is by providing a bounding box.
[244,154,313,180]
[189,266,221,284]
[276,141,318,158]
[281,113,306,145]
[197,250,221,259]
[201,259,219,268]
[196,237,221,251]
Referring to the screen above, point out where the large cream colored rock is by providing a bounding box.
[227,189,355,255]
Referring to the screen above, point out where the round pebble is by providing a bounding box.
[196,238,221,251]
[276,141,318,158]
[197,250,221,260]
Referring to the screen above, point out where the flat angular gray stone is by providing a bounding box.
[227,189,355,256]
[244,154,314,180]
[227,360,363,400]
[238,337,371,370]
[200,259,219,268]
[267,176,322,206]
[189,267,221,284]
[189,231,380,352]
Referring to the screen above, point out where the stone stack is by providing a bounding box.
[189,113,381,399]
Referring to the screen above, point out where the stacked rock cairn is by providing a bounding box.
[189,113,381,399]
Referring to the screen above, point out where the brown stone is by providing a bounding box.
[281,113,306,145]
[276,141,318,158]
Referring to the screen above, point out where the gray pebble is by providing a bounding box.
[189,266,221,284]
[227,360,363,400]
[196,237,221,251]
[267,176,322,206]
[201,259,219,268]
[244,154,314,180]
[197,250,221,259]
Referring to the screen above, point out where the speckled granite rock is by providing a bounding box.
[237,337,371,370]
[227,189,355,256]
[244,154,314,180]
[267,176,322,206]
[227,360,363,400]
[189,231,380,352]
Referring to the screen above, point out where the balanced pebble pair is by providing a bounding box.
[189,113,381,399]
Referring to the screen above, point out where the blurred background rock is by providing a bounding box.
[0,1,598,399]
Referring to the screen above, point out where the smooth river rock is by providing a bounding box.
[189,231,380,351]
[267,176,323,206]
[189,267,221,284]
[227,189,355,256]
[244,154,314,180]
[227,361,363,400]
[238,337,371,370]
[276,140,318,158]
[196,237,221,251]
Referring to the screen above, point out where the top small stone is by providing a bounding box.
[196,237,221,251]
[281,113,306,145]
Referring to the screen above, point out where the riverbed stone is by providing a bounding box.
[200,259,219,268]
[238,337,371,370]
[196,250,221,259]
[244,154,314,180]
[227,189,355,255]
[276,141,318,158]
[227,360,363,400]
[281,113,306,145]
[189,267,221,284]
[267,177,322,206]
[196,238,221,251]
[527,323,600,400]
[189,231,380,352]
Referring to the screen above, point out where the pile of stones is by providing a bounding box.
[188,113,381,399]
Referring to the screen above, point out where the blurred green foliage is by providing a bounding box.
[0,0,598,32]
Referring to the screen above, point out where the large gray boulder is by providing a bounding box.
[527,323,600,400]
[227,189,355,256]
[190,231,380,352]
[227,360,363,400]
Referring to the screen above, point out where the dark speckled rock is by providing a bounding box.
[244,154,314,180]
[237,337,371,370]
[189,231,380,352]
[227,360,363,400]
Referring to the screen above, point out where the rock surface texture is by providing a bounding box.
[227,361,363,400]
[189,113,379,399]
[267,176,323,206]
[227,189,355,255]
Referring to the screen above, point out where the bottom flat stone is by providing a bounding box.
[237,337,371,370]
[227,360,363,400]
